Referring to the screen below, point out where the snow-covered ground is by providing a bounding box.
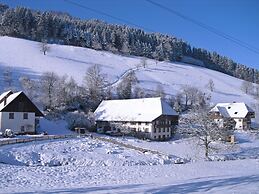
[1,36,259,193]
[1,131,259,193]
[0,36,256,106]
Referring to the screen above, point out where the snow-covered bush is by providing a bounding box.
[3,129,14,138]
[65,111,95,130]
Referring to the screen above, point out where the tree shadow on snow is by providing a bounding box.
[146,174,259,194]
[12,175,259,194]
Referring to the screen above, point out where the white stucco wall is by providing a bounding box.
[97,121,173,140]
[234,119,243,130]
[214,118,246,130]
[0,112,35,134]
[214,119,224,128]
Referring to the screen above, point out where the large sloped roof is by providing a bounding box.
[0,91,44,117]
[94,97,178,122]
[210,102,254,118]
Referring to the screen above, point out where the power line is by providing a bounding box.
[145,0,259,55]
[63,0,155,32]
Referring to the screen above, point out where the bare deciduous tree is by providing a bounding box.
[84,64,107,109]
[117,70,138,99]
[3,68,13,89]
[40,72,59,110]
[255,84,259,97]
[181,85,209,109]
[19,76,38,102]
[241,80,254,94]
[177,108,231,158]
[154,84,165,98]
[40,40,50,55]
[206,79,215,92]
[133,86,146,99]
[141,58,147,68]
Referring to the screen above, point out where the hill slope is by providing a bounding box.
[0,36,256,106]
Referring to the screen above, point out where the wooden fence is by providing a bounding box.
[0,134,79,147]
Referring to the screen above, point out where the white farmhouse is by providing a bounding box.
[94,97,178,141]
[0,90,44,134]
[210,102,255,130]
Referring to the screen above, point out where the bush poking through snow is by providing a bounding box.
[65,111,95,130]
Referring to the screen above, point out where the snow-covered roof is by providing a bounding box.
[0,91,23,111]
[210,102,254,118]
[0,90,12,102]
[0,91,43,116]
[94,97,178,122]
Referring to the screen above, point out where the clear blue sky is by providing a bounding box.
[1,0,259,69]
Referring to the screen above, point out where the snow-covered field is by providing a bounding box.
[1,36,259,193]
[1,131,259,193]
[0,137,168,167]
[0,36,256,105]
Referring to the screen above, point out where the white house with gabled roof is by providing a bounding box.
[94,97,178,140]
[210,102,255,130]
[0,90,44,134]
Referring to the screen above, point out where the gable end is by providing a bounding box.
[1,92,44,117]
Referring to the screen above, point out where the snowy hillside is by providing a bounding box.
[0,36,256,105]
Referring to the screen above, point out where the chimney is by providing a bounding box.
[4,97,7,106]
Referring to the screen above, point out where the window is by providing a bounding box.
[158,135,161,139]
[158,128,161,133]
[167,128,169,132]
[154,136,156,139]
[21,126,25,132]
[154,128,156,133]
[23,113,28,119]
[138,122,141,125]
[239,119,242,122]
[163,128,165,132]
[9,113,14,119]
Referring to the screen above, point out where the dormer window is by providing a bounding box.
[228,107,231,109]
[234,112,238,114]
